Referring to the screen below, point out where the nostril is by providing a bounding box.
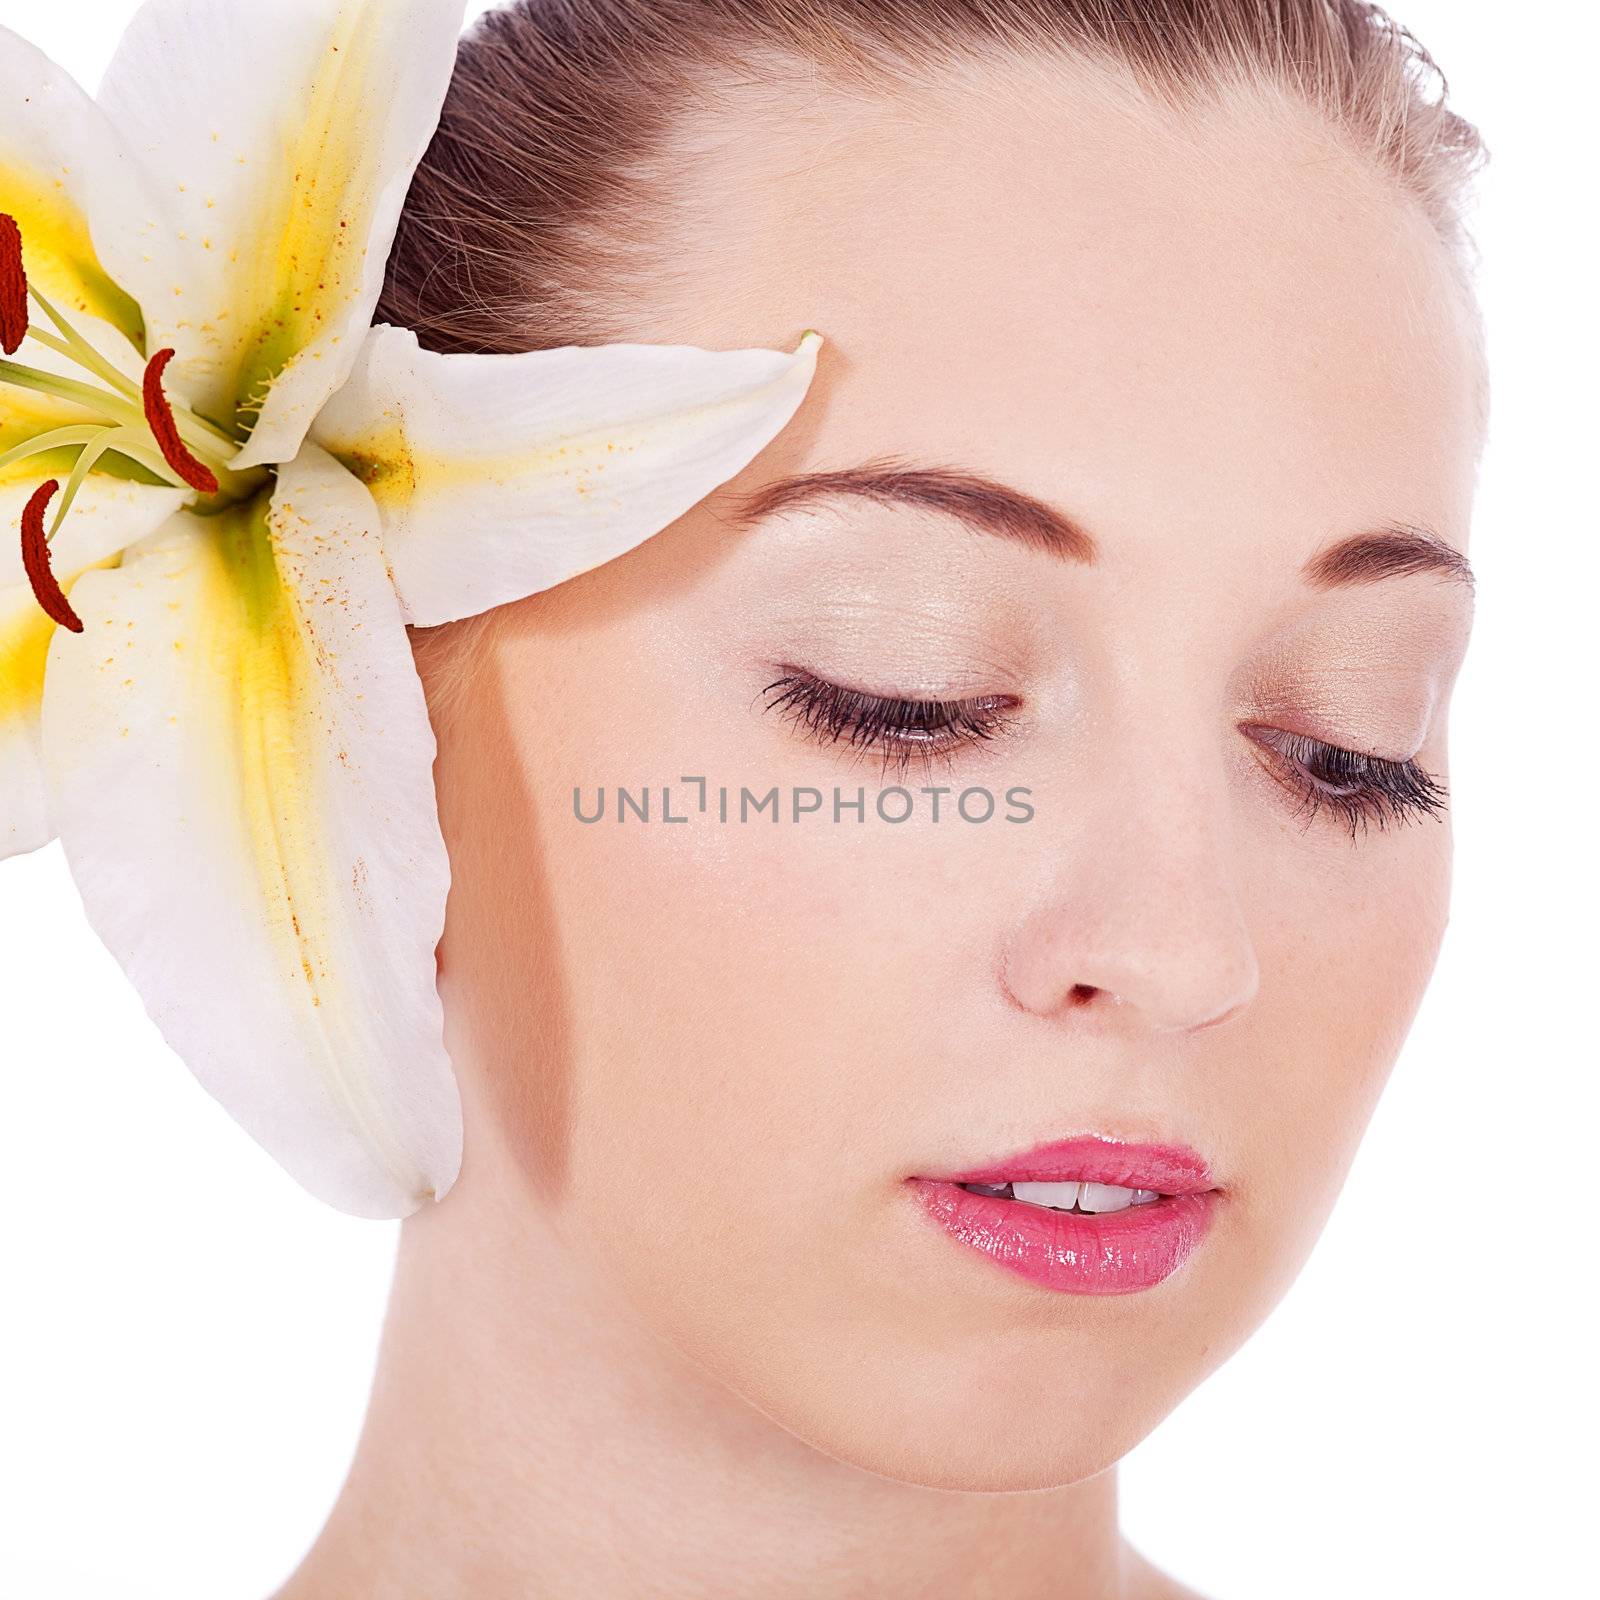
[1067,984,1097,1006]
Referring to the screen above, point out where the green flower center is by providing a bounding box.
[1,209,270,628]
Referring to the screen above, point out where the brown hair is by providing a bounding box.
[377,0,1487,356]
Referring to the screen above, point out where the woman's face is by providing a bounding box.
[422,63,1481,1490]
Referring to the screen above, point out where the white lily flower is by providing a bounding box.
[0,0,823,1218]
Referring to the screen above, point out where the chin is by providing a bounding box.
[694,1319,1200,1493]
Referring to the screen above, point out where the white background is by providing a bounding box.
[1,3,1594,1596]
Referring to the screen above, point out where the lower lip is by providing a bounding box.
[905,1179,1217,1295]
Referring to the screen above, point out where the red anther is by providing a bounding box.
[0,212,28,356]
[142,347,220,495]
[20,481,84,634]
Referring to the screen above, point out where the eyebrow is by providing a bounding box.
[727,458,1474,592]
[1302,524,1475,592]
[726,459,1098,563]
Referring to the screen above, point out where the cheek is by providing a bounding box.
[1217,818,1454,1315]
[490,617,1007,1232]
[544,793,972,1237]
[464,633,921,1319]
[525,771,1045,1434]
[1284,820,1452,1119]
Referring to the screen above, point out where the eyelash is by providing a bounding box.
[760,669,1449,837]
[758,669,1021,781]
[1244,725,1449,839]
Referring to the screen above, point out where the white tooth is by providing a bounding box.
[1011,1181,1082,1211]
[1077,1183,1136,1213]
[1131,1189,1161,1205]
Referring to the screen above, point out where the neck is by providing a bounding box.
[277,1155,1144,1600]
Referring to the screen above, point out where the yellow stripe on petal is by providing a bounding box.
[0,474,185,857]
[0,164,142,340]
[229,7,399,416]
[0,592,51,722]
[0,27,147,345]
[312,326,825,626]
[0,584,53,852]
[0,28,174,492]
[39,445,461,1217]
[95,0,468,467]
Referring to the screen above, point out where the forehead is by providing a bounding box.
[634,51,1484,569]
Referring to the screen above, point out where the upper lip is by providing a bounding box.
[914,1134,1217,1195]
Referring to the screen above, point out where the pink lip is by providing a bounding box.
[924,1134,1215,1194]
[905,1134,1219,1296]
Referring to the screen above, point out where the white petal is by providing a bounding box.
[0,24,149,340]
[312,327,825,627]
[0,476,186,859]
[94,0,467,465]
[39,445,460,1216]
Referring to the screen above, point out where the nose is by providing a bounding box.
[998,780,1260,1036]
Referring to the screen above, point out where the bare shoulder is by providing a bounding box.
[1121,1543,1217,1600]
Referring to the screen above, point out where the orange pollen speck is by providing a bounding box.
[0,211,28,355]
[142,347,220,495]
[20,480,83,633]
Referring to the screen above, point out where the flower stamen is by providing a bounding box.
[0,212,27,355]
[49,426,160,539]
[143,348,221,495]
[28,283,140,403]
[20,480,84,634]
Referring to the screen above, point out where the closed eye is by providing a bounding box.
[1243,724,1448,838]
[757,668,1021,781]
